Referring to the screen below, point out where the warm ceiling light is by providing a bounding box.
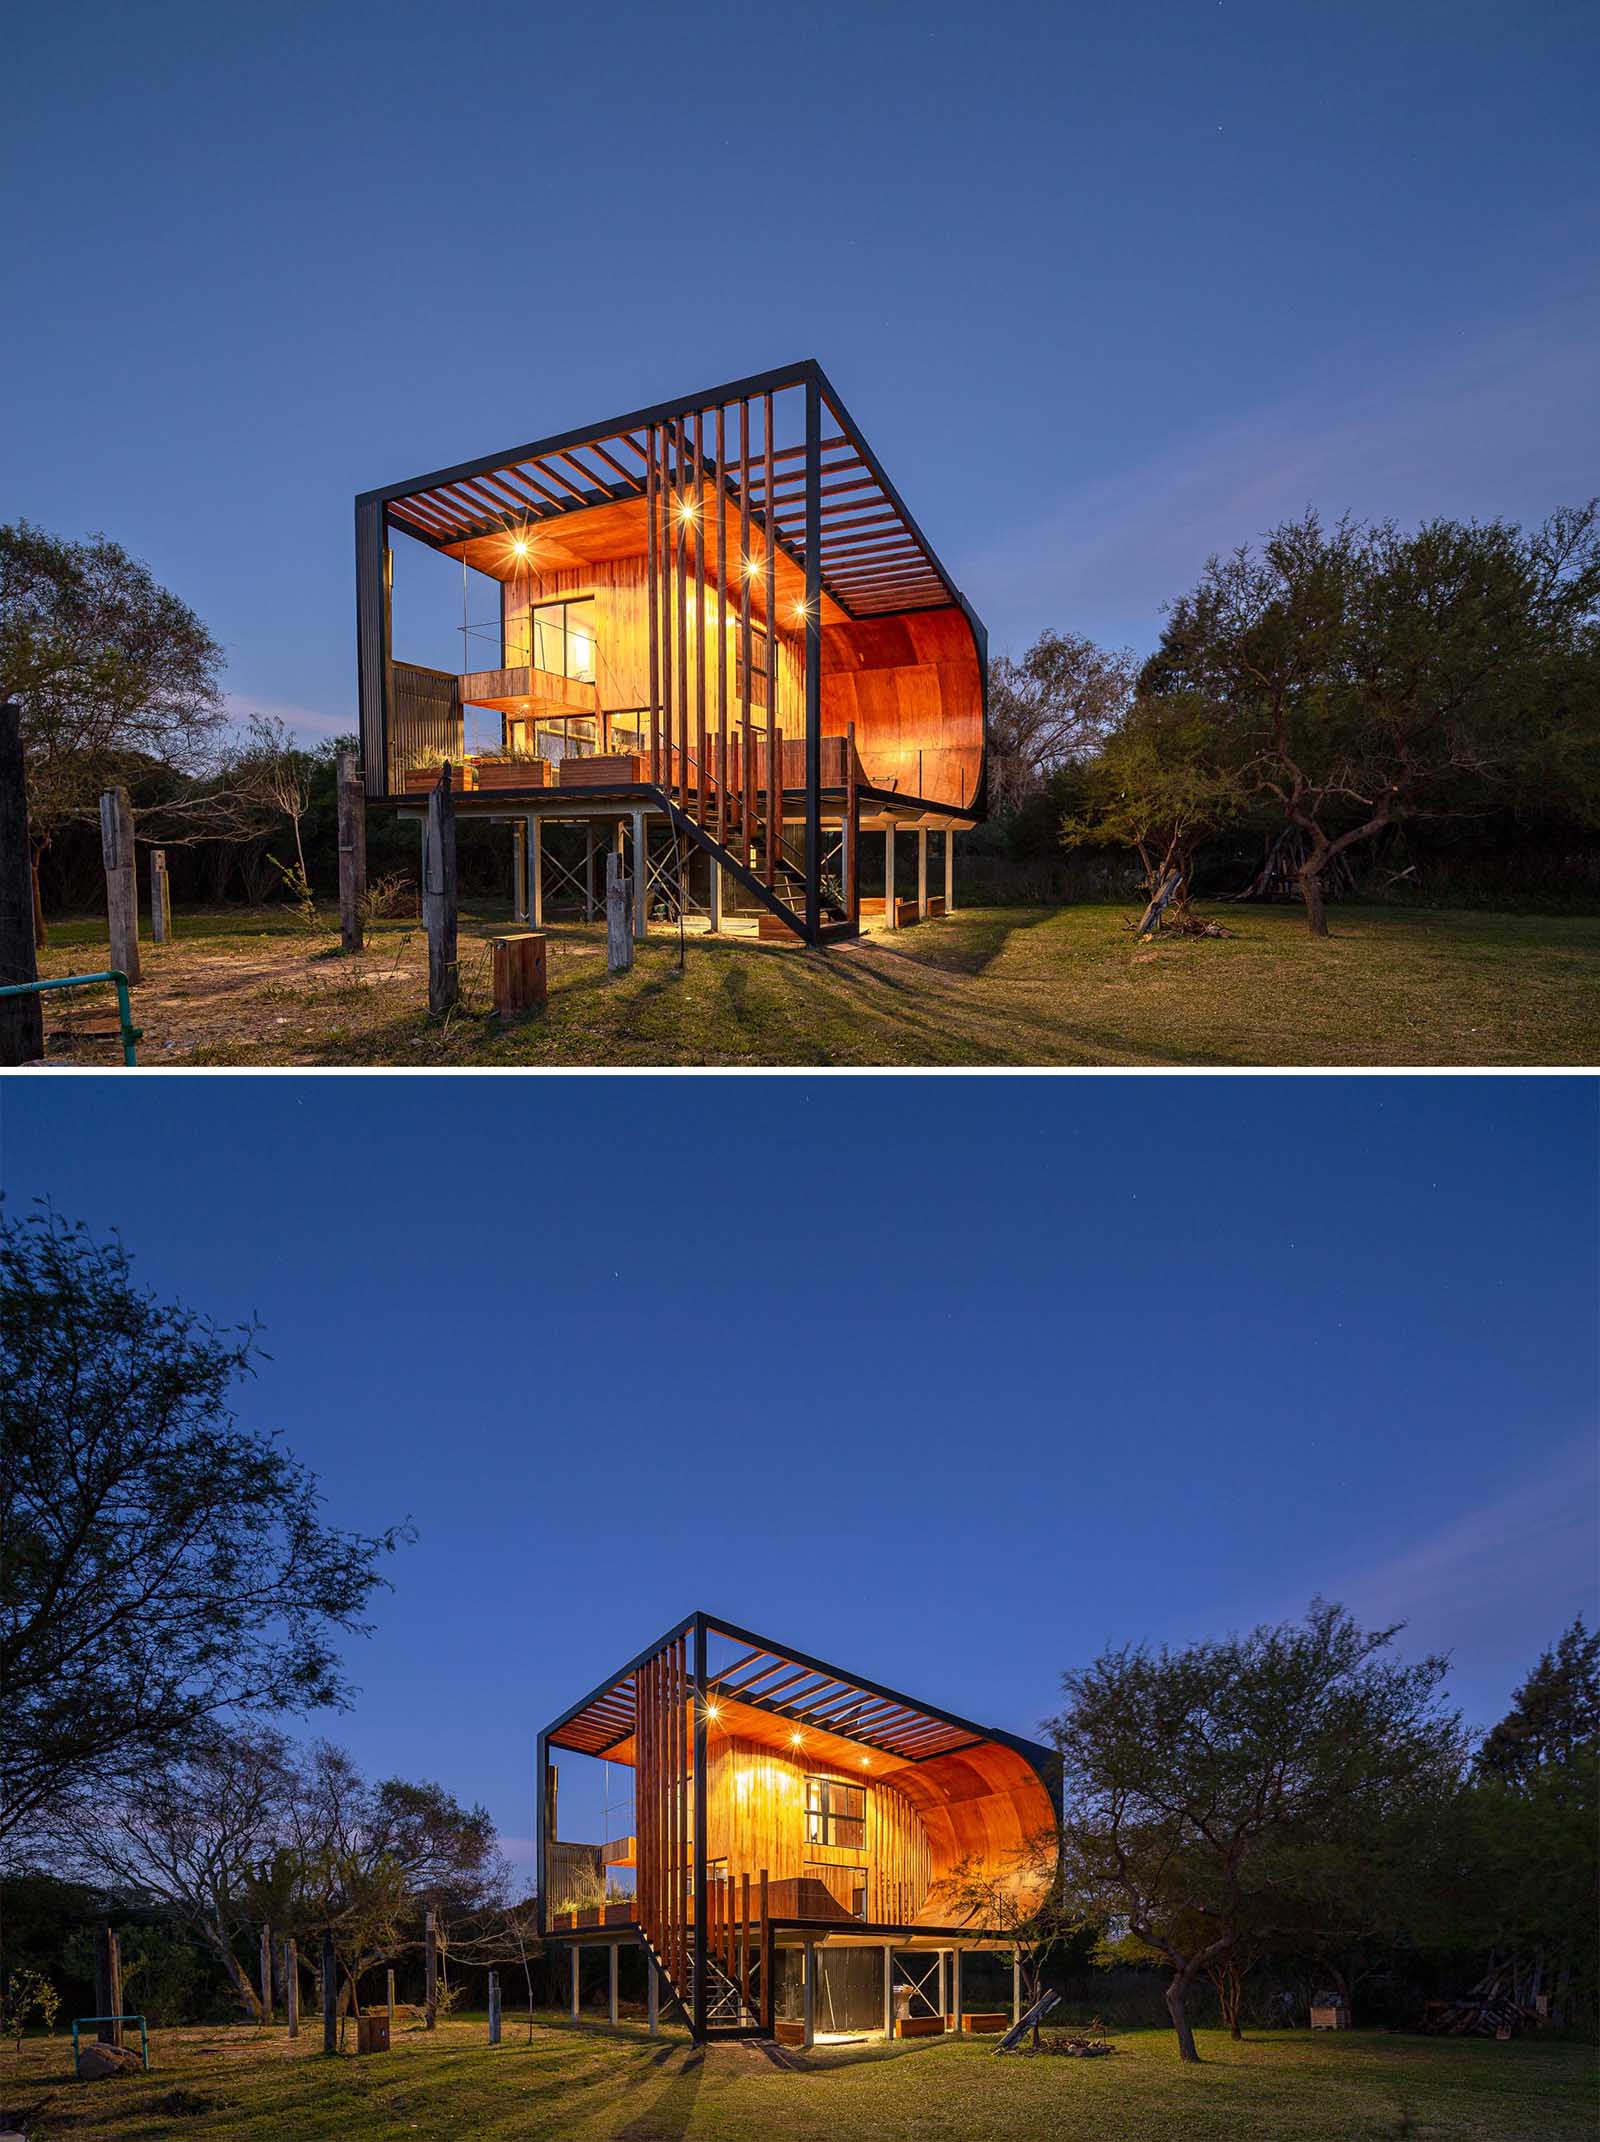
[742,554,760,578]
[789,1731,804,1747]
[792,599,809,622]
[706,1702,721,1722]
[512,537,529,558]
[859,1756,870,1767]
[677,496,698,525]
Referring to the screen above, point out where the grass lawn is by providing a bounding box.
[6,2015,1593,2142]
[29,901,1600,1068]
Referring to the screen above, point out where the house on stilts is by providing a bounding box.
[536,1612,1058,2045]
[354,362,986,947]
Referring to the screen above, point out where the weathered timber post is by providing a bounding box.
[605,852,633,974]
[149,847,171,943]
[285,1939,299,2037]
[337,748,366,953]
[322,1930,337,2053]
[94,1925,123,2045]
[98,786,140,981]
[631,809,647,940]
[0,705,43,1064]
[488,1970,501,2045]
[424,1908,438,2029]
[422,770,457,1017]
[386,1968,395,2030]
[260,1924,273,2024]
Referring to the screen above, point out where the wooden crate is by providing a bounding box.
[896,2015,946,2038]
[774,2020,807,2047]
[961,2012,1008,2034]
[491,933,547,1018]
[924,895,946,919]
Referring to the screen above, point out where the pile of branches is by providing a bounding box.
[1417,1995,1538,2039]
[1037,2035,1116,2057]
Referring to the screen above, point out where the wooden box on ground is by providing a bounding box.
[858,896,886,918]
[475,757,554,790]
[894,897,921,927]
[1310,2003,1351,2030]
[896,2015,946,2038]
[559,754,648,789]
[924,895,946,919]
[961,2012,1008,2034]
[774,2020,807,2047]
[356,2014,391,2055]
[491,933,547,1017]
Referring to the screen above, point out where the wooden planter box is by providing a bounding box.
[403,765,475,794]
[774,2020,807,2047]
[858,896,886,917]
[961,2012,1008,2034]
[924,895,946,920]
[894,897,922,927]
[475,757,553,790]
[896,2015,946,2038]
[559,753,649,789]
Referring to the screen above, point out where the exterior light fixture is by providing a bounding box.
[792,599,809,623]
[706,1702,721,1722]
[512,538,529,558]
[742,554,760,578]
[859,1756,870,1767]
[677,496,698,525]
[789,1731,804,1747]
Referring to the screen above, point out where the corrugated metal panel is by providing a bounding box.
[390,662,462,789]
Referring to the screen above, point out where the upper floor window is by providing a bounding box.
[804,1776,866,1850]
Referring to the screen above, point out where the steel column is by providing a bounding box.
[803,371,822,941]
[692,1616,708,2041]
[885,826,896,927]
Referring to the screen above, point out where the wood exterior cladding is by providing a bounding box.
[704,1733,932,1924]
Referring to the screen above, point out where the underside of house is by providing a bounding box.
[536,1613,1057,2045]
[355,361,987,947]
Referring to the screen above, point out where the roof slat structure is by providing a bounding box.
[375,367,960,622]
[546,1618,988,1766]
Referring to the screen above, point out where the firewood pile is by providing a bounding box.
[1417,1994,1537,2039]
[1037,2035,1116,2056]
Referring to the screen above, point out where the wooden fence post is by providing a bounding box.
[260,1924,273,2024]
[337,748,366,953]
[94,1925,123,2046]
[422,772,457,1016]
[424,1908,438,2030]
[605,851,633,974]
[488,1970,501,2045]
[285,1939,299,2038]
[98,786,140,981]
[386,1968,395,2032]
[149,847,171,943]
[322,1929,337,2054]
[0,704,42,1065]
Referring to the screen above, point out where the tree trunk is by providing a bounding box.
[1297,864,1330,937]
[1165,1969,1201,2063]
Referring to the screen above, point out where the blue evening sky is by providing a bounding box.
[4,1,1596,742]
[3,1076,1594,1871]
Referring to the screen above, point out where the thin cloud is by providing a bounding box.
[963,300,1600,656]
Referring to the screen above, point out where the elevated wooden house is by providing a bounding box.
[355,362,986,947]
[536,1612,1057,2044]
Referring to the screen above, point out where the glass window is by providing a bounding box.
[804,1777,866,1850]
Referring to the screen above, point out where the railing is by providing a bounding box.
[0,971,140,1065]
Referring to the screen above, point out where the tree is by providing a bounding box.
[50,1726,295,2018]
[1142,504,1600,934]
[0,1205,411,1844]
[1050,1601,1462,2062]
[1458,1619,1599,2018]
[987,630,1134,815]
[1059,691,1242,905]
[235,716,317,916]
[0,523,225,941]
[930,1827,1077,2039]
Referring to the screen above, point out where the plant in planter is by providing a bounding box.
[473,751,552,790]
[402,754,476,793]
